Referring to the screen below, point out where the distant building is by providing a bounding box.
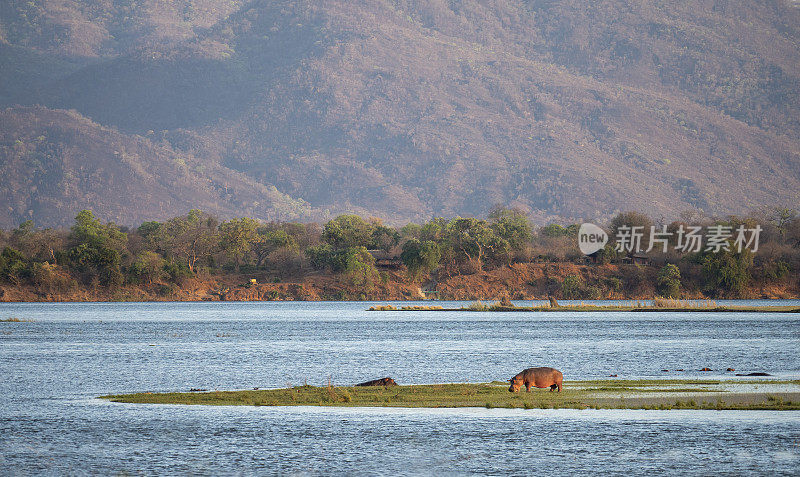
[367,250,403,269]
[622,253,651,266]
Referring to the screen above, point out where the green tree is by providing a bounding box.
[594,243,617,264]
[70,210,127,252]
[128,251,166,285]
[370,225,400,252]
[305,243,335,270]
[322,215,373,249]
[489,206,532,250]
[137,221,164,251]
[162,210,218,273]
[253,227,297,267]
[445,218,508,269]
[771,207,797,235]
[420,217,448,242]
[540,223,573,237]
[561,275,584,299]
[401,239,441,278]
[0,247,28,285]
[66,211,126,288]
[219,217,260,271]
[699,247,753,297]
[656,263,681,298]
[67,243,123,287]
[341,246,379,291]
[609,211,653,251]
[400,223,422,240]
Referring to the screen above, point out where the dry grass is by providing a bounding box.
[464,301,490,311]
[368,304,397,311]
[652,298,718,309]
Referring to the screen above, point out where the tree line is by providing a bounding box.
[0,207,798,298]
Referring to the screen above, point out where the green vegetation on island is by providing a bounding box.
[100,379,800,410]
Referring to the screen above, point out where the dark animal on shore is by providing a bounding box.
[355,377,398,386]
[735,372,771,376]
[509,367,563,392]
[548,296,559,308]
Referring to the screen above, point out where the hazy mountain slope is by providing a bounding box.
[0,107,312,227]
[1,0,799,226]
[0,0,245,57]
[173,0,800,220]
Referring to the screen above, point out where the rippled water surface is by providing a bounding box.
[1,301,799,474]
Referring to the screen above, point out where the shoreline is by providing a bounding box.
[368,304,800,313]
[100,380,800,410]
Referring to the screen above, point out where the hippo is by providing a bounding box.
[508,367,563,392]
[355,377,398,387]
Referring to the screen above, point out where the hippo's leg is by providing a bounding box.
[557,383,562,392]
[525,383,531,392]
[549,384,556,392]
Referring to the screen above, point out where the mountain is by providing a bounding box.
[1,0,799,227]
[0,106,310,227]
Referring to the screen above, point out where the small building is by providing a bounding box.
[367,250,403,269]
[622,253,651,266]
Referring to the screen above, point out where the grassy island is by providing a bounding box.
[101,379,800,410]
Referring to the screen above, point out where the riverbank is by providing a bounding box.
[100,380,800,410]
[2,262,798,302]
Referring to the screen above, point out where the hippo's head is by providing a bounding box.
[508,376,523,392]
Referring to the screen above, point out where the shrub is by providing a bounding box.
[605,276,622,292]
[163,261,191,284]
[762,260,790,282]
[401,239,441,278]
[128,251,166,285]
[699,247,753,297]
[0,247,29,284]
[30,262,75,294]
[656,264,681,298]
[305,244,335,270]
[561,275,584,299]
[586,285,603,300]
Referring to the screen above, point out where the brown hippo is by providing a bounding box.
[509,367,563,392]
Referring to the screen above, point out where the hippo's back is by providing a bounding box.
[522,367,560,378]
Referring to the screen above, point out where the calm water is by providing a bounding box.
[1,301,799,474]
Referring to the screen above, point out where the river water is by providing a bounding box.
[1,301,799,474]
